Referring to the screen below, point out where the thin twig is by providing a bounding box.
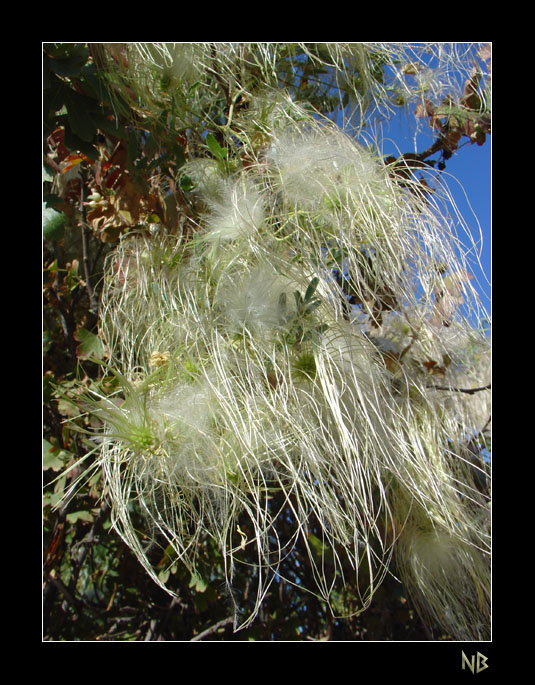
[428,383,490,395]
[80,223,99,314]
[190,616,234,641]
[79,170,100,316]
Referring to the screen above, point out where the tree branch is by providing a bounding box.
[428,383,490,395]
[399,137,446,167]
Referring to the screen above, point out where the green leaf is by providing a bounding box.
[43,193,63,209]
[91,112,128,140]
[43,73,70,115]
[66,510,95,524]
[189,571,207,593]
[158,567,170,584]
[173,143,185,168]
[307,533,334,563]
[43,373,55,403]
[43,439,70,471]
[43,474,67,509]
[64,90,97,142]
[305,299,321,315]
[56,115,98,158]
[74,327,107,360]
[77,65,110,102]
[45,43,89,73]
[48,52,87,78]
[43,162,54,183]
[127,132,141,169]
[304,276,319,303]
[43,205,67,241]
[206,132,227,161]
[307,533,325,556]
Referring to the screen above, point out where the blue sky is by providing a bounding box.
[374,44,492,316]
[381,115,491,318]
[436,137,491,307]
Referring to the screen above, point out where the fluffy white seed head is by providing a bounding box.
[216,262,297,336]
[396,520,490,640]
[202,176,266,244]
